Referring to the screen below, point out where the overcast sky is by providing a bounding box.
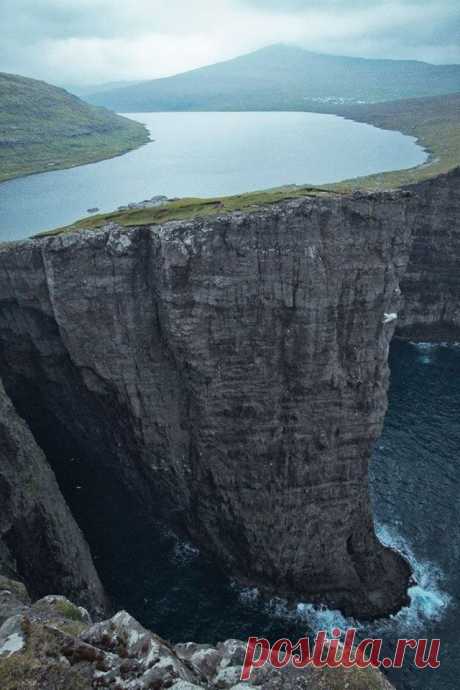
[1,0,459,87]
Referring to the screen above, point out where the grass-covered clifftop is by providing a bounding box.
[37,186,338,237]
[0,72,149,183]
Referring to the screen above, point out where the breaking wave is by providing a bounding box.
[235,523,450,641]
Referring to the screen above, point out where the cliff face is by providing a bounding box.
[399,167,460,339]
[0,380,106,615]
[0,190,416,617]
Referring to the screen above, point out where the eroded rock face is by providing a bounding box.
[0,580,396,690]
[399,167,460,339]
[0,189,416,617]
[0,380,107,616]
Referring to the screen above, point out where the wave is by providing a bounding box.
[411,340,460,351]
[372,523,450,636]
[172,539,200,564]
[235,523,450,640]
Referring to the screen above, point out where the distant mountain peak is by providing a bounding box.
[85,46,460,112]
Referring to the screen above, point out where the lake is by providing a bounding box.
[0,111,427,241]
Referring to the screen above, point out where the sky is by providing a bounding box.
[1,0,459,87]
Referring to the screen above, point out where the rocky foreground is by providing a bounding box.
[0,577,395,690]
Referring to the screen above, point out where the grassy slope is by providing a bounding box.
[38,186,338,237]
[37,91,460,238]
[328,92,460,190]
[0,72,149,183]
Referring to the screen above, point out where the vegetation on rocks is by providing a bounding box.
[0,72,149,183]
[0,580,397,690]
[36,186,338,237]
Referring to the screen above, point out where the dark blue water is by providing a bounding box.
[56,340,459,690]
[370,340,460,689]
[0,111,427,241]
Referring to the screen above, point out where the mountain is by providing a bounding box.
[86,44,460,112]
[69,80,141,98]
[0,72,149,183]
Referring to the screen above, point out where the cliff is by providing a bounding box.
[0,188,418,619]
[0,379,107,615]
[398,166,460,338]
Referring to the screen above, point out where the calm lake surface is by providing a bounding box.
[0,111,427,241]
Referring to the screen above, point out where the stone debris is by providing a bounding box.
[117,195,168,211]
[0,579,396,689]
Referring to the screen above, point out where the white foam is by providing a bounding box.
[232,523,450,641]
[411,340,460,350]
[411,341,438,350]
[372,523,451,635]
[294,525,451,638]
[295,603,351,635]
[419,354,432,364]
[173,540,200,564]
[237,586,260,604]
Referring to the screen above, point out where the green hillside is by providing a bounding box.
[329,92,460,189]
[0,72,149,183]
[86,44,460,112]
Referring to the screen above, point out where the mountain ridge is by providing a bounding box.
[85,43,460,112]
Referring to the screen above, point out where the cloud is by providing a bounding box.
[0,0,459,87]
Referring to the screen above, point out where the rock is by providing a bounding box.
[87,207,100,213]
[0,578,29,603]
[0,584,396,689]
[31,595,92,625]
[0,616,25,657]
[0,379,107,616]
[117,194,168,211]
[174,642,222,677]
[0,577,30,626]
[0,187,417,618]
[399,166,460,339]
[214,665,242,687]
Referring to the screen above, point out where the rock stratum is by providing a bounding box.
[0,168,458,670]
